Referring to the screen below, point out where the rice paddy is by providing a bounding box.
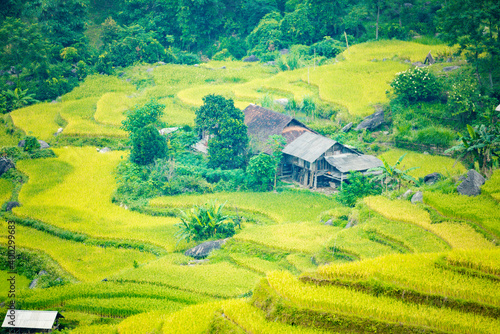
[0,39,497,333]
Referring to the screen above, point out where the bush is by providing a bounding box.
[246,153,275,192]
[175,201,239,244]
[130,124,168,166]
[310,37,345,58]
[23,136,40,152]
[212,48,233,61]
[415,126,456,147]
[335,172,381,207]
[390,67,441,103]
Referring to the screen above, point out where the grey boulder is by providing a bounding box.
[457,170,485,196]
[0,157,14,177]
[355,110,385,131]
[411,191,423,204]
[184,239,228,259]
[424,172,442,185]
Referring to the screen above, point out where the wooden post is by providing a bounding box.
[340,173,343,190]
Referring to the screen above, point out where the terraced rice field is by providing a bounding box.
[0,40,497,333]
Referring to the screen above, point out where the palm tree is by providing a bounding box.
[369,153,419,191]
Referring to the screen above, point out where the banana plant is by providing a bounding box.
[369,153,419,191]
[175,200,236,244]
[446,118,500,176]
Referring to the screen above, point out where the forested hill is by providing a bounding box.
[0,0,499,111]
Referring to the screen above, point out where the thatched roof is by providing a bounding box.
[282,132,337,163]
[2,310,63,330]
[243,104,312,153]
[325,154,383,173]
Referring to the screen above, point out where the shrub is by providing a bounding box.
[310,37,345,58]
[23,136,40,152]
[175,201,239,244]
[212,49,232,61]
[130,124,168,166]
[336,171,381,207]
[390,67,441,103]
[415,126,456,147]
[246,153,275,192]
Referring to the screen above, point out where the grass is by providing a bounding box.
[378,148,466,178]
[0,270,31,302]
[267,271,500,334]
[445,248,500,276]
[110,253,261,298]
[360,215,450,253]
[316,251,500,307]
[17,280,213,310]
[14,147,181,251]
[149,190,336,224]
[10,102,61,141]
[364,196,495,249]
[0,221,156,282]
[94,92,134,126]
[482,169,500,202]
[0,178,13,205]
[424,191,500,239]
[235,222,338,254]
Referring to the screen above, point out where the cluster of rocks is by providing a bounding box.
[406,169,485,205]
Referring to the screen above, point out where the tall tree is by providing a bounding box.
[39,0,89,48]
[307,0,347,39]
[196,95,248,169]
[438,0,500,90]
[0,18,49,86]
[177,0,226,50]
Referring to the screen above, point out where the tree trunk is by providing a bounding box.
[376,4,380,40]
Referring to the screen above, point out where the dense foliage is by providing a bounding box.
[390,67,441,103]
[122,99,168,166]
[175,201,240,243]
[196,95,248,169]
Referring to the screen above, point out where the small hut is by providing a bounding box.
[2,310,64,333]
[281,132,358,187]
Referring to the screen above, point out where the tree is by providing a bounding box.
[246,11,283,55]
[246,153,275,191]
[177,0,226,50]
[0,18,49,86]
[195,94,243,136]
[438,0,500,89]
[122,99,168,166]
[130,124,168,165]
[207,117,248,169]
[268,134,286,190]
[122,99,166,133]
[196,95,248,170]
[307,0,347,39]
[369,153,419,191]
[175,200,238,244]
[4,88,38,110]
[280,3,314,45]
[39,0,88,48]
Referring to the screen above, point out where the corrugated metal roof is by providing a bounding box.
[282,132,337,163]
[2,310,61,329]
[325,154,383,173]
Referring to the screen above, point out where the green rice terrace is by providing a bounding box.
[0,40,499,334]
